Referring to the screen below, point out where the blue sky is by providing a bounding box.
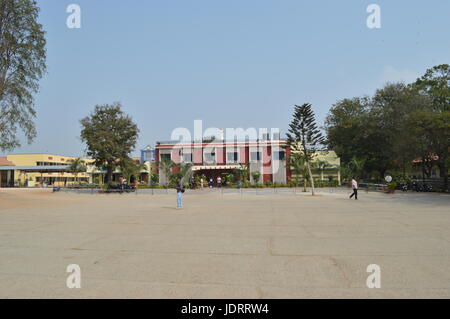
[6,0,450,157]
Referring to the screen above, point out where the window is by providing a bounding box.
[36,162,60,166]
[227,152,238,162]
[250,152,261,161]
[182,153,192,163]
[145,151,154,160]
[160,153,171,161]
[204,152,215,163]
[273,151,285,161]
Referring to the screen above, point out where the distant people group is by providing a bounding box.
[175,175,361,209]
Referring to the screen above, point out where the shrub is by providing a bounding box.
[387,181,397,190]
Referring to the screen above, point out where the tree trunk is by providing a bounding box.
[306,160,315,196]
[106,167,113,184]
[439,160,448,191]
[402,159,406,180]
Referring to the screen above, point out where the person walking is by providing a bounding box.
[176,181,185,209]
[349,177,358,200]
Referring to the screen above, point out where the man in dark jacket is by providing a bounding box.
[176,181,185,209]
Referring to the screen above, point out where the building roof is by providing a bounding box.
[0,157,15,166]
[0,165,69,171]
[156,140,288,148]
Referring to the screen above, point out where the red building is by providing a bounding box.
[155,138,290,184]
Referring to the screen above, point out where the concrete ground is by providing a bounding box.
[0,187,449,299]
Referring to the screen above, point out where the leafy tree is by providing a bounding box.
[251,171,261,185]
[80,103,139,182]
[0,0,46,151]
[414,64,450,188]
[369,83,430,177]
[325,97,369,165]
[325,82,433,180]
[287,103,325,195]
[346,156,365,179]
[415,64,450,112]
[66,158,86,183]
[406,110,450,187]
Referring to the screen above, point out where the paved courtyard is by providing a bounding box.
[0,187,449,298]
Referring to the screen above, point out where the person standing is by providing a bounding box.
[200,178,204,189]
[349,177,358,200]
[217,176,222,188]
[176,181,185,209]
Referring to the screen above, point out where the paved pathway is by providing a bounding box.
[0,188,449,298]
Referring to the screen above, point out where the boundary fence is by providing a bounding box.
[58,185,386,196]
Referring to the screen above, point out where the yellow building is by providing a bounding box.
[290,149,342,185]
[0,153,153,187]
[0,154,93,187]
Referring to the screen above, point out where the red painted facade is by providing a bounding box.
[156,140,290,184]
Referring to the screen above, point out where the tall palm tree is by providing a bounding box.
[120,158,148,183]
[287,152,309,192]
[234,163,250,183]
[158,156,174,186]
[173,162,193,186]
[66,158,87,184]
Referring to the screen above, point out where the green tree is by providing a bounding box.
[251,171,261,185]
[66,158,86,183]
[287,152,309,191]
[225,173,235,186]
[80,103,139,182]
[325,83,431,180]
[0,0,46,151]
[414,64,450,189]
[347,156,365,178]
[119,158,147,184]
[150,173,159,186]
[234,163,250,183]
[325,97,369,165]
[172,162,193,186]
[406,110,450,187]
[234,163,250,185]
[158,156,174,186]
[415,64,450,112]
[287,103,325,195]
